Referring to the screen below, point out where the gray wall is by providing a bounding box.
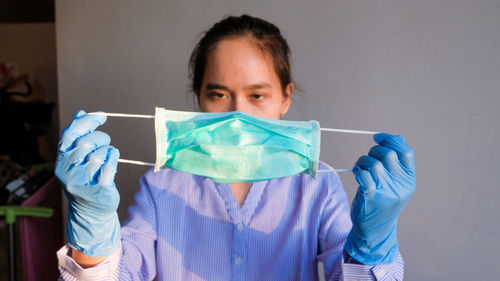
[56,1,500,280]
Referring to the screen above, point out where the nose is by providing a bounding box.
[231,95,249,113]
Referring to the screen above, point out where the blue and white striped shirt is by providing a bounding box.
[58,162,403,280]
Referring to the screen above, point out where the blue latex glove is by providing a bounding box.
[344,133,416,265]
[55,110,121,257]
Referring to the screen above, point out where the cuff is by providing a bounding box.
[57,244,121,280]
[339,262,374,280]
[371,252,404,281]
[339,252,404,281]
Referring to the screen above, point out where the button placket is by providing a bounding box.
[232,220,247,280]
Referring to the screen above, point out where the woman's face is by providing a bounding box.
[198,37,293,120]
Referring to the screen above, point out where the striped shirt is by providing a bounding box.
[58,162,404,280]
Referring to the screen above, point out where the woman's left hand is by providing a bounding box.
[344,133,416,265]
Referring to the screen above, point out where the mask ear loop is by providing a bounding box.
[89,112,156,166]
[318,168,353,173]
[317,127,379,173]
[320,127,379,135]
[117,159,155,167]
[88,112,379,173]
[89,112,155,119]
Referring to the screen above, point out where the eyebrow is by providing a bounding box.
[205,82,272,91]
[206,83,230,91]
[244,82,272,91]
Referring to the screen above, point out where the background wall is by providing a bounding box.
[56,1,500,280]
[0,23,58,162]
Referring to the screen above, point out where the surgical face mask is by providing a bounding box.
[90,108,378,183]
[154,107,321,183]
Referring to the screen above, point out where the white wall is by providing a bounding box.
[56,1,500,280]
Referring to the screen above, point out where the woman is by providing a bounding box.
[56,15,415,280]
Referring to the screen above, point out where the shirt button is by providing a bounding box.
[235,257,242,265]
[237,223,243,231]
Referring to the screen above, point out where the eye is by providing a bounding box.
[208,92,227,100]
[251,93,264,101]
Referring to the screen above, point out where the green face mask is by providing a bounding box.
[154,107,320,183]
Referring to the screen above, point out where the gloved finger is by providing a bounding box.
[67,131,111,164]
[373,133,415,171]
[59,111,107,152]
[85,145,114,183]
[99,147,120,187]
[353,165,376,196]
[368,145,402,175]
[355,155,385,185]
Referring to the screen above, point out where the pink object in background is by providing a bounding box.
[20,176,62,281]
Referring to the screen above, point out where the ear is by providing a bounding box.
[280,83,294,117]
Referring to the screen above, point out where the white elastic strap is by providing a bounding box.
[88,112,155,166]
[118,159,155,167]
[319,126,376,173]
[88,112,374,170]
[89,112,155,119]
[89,112,378,135]
[320,127,379,135]
[318,169,352,173]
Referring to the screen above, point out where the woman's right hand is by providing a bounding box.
[55,110,121,258]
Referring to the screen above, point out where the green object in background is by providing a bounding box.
[0,205,54,281]
[0,206,53,224]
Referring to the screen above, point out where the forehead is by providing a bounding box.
[204,37,280,87]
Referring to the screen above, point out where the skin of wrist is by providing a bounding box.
[70,248,107,268]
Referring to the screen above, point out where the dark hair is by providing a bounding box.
[189,14,292,99]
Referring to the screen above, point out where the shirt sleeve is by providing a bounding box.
[118,170,159,280]
[57,170,159,280]
[57,244,121,280]
[317,172,405,281]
